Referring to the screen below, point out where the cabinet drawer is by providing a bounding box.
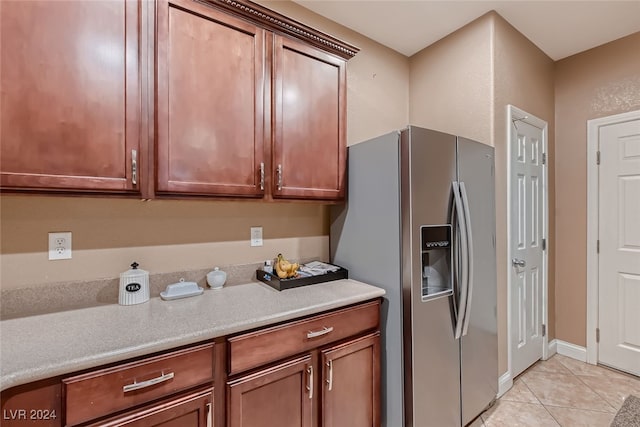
[63,342,214,426]
[228,301,379,375]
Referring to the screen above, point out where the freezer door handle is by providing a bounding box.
[460,182,474,337]
[452,181,469,340]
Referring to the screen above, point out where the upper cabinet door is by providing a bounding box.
[272,36,346,201]
[156,0,265,197]
[0,0,141,192]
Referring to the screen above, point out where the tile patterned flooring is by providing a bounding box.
[474,354,640,426]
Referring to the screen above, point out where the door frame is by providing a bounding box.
[586,109,640,365]
[506,105,550,386]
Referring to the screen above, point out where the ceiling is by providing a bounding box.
[291,0,640,60]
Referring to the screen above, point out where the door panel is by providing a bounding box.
[156,0,265,196]
[509,120,545,378]
[1,0,140,192]
[598,118,640,376]
[457,139,498,424]
[93,388,212,427]
[404,127,457,226]
[408,296,460,427]
[320,333,380,427]
[272,36,346,200]
[227,355,312,427]
[401,127,459,427]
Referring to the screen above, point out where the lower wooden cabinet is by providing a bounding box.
[321,333,380,427]
[63,343,214,426]
[90,388,213,427]
[226,302,381,427]
[227,355,313,427]
[0,301,380,427]
[0,379,62,427]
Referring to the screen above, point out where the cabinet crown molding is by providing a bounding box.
[205,0,360,59]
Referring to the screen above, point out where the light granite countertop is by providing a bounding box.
[0,279,385,392]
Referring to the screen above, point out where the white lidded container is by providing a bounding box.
[119,262,150,305]
[206,267,226,290]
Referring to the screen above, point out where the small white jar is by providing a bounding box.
[206,267,227,290]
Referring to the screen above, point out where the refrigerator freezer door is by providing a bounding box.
[402,127,461,426]
[457,138,499,425]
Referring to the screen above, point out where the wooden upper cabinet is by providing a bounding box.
[272,36,347,201]
[155,0,265,197]
[0,0,141,193]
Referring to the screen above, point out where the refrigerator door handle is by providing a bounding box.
[451,195,459,320]
[452,181,469,340]
[460,182,474,337]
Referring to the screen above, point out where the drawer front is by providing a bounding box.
[228,301,380,375]
[64,342,214,426]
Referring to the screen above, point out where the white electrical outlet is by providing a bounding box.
[250,227,263,247]
[48,232,72,260]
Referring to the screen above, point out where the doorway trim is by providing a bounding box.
[506,105,549,390]
[586,109,640,365]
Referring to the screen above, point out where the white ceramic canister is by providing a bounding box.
[206,267,227,290]
[119,262,150,305]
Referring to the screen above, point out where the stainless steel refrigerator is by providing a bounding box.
[330,126,497,427]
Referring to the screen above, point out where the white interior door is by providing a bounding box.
[509,115,546,378]
[598,118,640,376]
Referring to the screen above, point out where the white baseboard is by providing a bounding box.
[497,371,513,398]
[554,339,587,362]
[548,339,558,357]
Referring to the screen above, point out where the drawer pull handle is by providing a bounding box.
[326,359,333,391]
[123,372,175,393]
[307,326,334,339]
[307,365,314,399]
[207,402,213,427]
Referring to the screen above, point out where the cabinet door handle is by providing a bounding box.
[206,402,212,427]
[307,365,314,399]
[277,164,283,191]
[306,326,334,339]
[131,149,138,185]
[326,359,333,391]
[122,371,174,392]
[259,162,265,191]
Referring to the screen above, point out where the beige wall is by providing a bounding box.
[493,14,556,351]
[409,13,493,145]
[257,1,410,146]
[0,1,410,289]
[408,12,555,376]
[555,32,640,346]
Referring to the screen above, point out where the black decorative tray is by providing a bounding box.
[256,265,348,291]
